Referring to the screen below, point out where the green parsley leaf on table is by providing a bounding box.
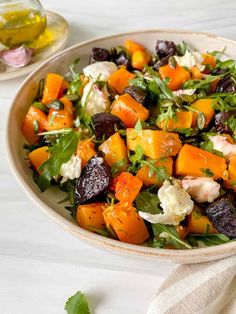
[38,130,80,192]
[65,291,90,314]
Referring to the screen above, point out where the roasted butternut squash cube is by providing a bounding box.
[103,202,149,244]
[115,172,143,203]
[111,94,149,128]
[28,146,50,173]
[158,111,194,130]
[99,132,128,169]
[126,129,182,159]
[191,99,215,127]
[175,144,227,180]
[42,73,64,105]
[77,203,107,230]
[76,138,96,167]
[187,206,218,234]
[137,157,173,186]
[124,39,145,55]
[108,68,135,94]
[159,64,191,91]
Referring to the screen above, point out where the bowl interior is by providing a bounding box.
[6,30,236,263]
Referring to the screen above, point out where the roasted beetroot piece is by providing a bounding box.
[205,194,236,237]
[155,40,176,59]
[75,156,112,205]
[214,110,236,134]
[152,55,169,70]
[216,75,236,93]
[111,49,131,68]
[89,47,110,64]
[124,86,148,105]
[91,112,126,140]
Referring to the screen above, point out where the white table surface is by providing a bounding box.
[1,1,236,313]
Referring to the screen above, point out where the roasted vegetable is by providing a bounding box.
[75,157,112,205]
[131,50,150,70]
[28,146,50,173]
[115,172,143,203]
[191,99,215,127]
[108,68,135,94]
[205,194,236,237]
[89,47,110,64]
[159,64,191,91]
[155,40,177,59]
[214,111,236,134]
[216,75,236,93]
[111,48,131,68]
[187,206,218,234]
[103,202,149,244]
[76,138,96,167]
[42,73,64,105]
[202,53,217,68]
[91,112,126,140]
[127,129,182,159]
[77,203,107,230]
[124,39,145,55]
[176,144,227,180]
[158,111,193,130]
[111,94,149,127]
[21,106,48,144]
[99,132,129,169]
[123,86,148,105]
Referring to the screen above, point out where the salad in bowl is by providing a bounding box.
[21,37,236,250]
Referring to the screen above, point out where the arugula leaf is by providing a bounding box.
[187,233,230,247]
[134,119,143,131]
[110,159,127,176]
[140,160,169,182]
[227,116,236,133]
[32,101,48,113]
[129,145,144,165]
[38,130,80,191]
[183,74,223,90]
[200,168,214,177]
[135,191,161,214]
[130,77,147,90]
[65,291,90,314]
[152,224,192,249]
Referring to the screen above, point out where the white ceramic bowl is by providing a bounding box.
[6,30,236,264]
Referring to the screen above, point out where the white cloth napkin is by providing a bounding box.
[148,255,236,314]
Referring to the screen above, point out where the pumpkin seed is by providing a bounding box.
[47,100,64,110]
[66,94,79,101]
[33,120,39,134]
[197,112,206,130]
[168,56,177,69]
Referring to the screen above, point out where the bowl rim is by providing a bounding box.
[5,28,236,262]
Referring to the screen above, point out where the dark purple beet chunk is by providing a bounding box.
[152,55,170,70]
[205,195,236,237]
[91,112,126,140]
[75,157,112,205]
[89,47,110,64]
[214,110,236,134]
[113,51,131,68]
[155,40,176,59]
[124,86,148,105]
[216,75,236,93]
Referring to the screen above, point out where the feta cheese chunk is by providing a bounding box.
[173,89,195,96]
[83,61,118,81]
[60,155,82,183]
[209,135,236,157]
[81,79,110,116]
[174,50,204,71]
[139,179,194,225]
[182,176,220,203]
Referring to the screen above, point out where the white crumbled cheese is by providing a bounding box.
[209,135,236,157]
[81,79,110,115]
[182,176,220,203]
[174,50,205,71]
[139,179,194,225]
[83,61,118,81]
[173,89,196,96]
[60,155,82,183]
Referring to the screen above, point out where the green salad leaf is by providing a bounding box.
[135,191,161,215]
[38,130,80,191]
[65,291,90,314]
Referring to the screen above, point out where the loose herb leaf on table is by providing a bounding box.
[65,291,90,314]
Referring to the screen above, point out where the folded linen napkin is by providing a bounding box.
[148,255,236,314]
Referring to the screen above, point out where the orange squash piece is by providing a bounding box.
[108,68,135,94]
[46,97,74,130]
[42,73,64,105]
[124,39,145,55]
[175,144,227,180]
[191,99,215,127]
[111,93,149,128]
[103,202,149,244]
[158,111,194,130]
[159,64,191,91]
[176,225,189,239]
[99,132,129,169]
[137,157,173,186]
[77,203,107,230]
[187,206,218,234]
[190,66,203,79]
[28,146,50,173]
[225,154,236,192]
[115,172,143,203]
[132,50,151,70]
[21,106,48,144]
[127,129,182,159]
[76,138,96,167]
[202,53,217,68]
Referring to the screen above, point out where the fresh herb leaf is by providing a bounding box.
[183,74,223,90]
[135,191,161,214]
[65,291,90,314]
[32,101,48,112]
[134,119,142,131]
[200,168,214,177]
[176,41,187,56]
[187,233,230,247]
[140,160,169,182]
[152,224,192,249]
[227,116,236,133]
[200,140,224,157]
[69,58,81,80]
[130,77,147,90]
[38,130,80,192]
[111,159,127,176]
